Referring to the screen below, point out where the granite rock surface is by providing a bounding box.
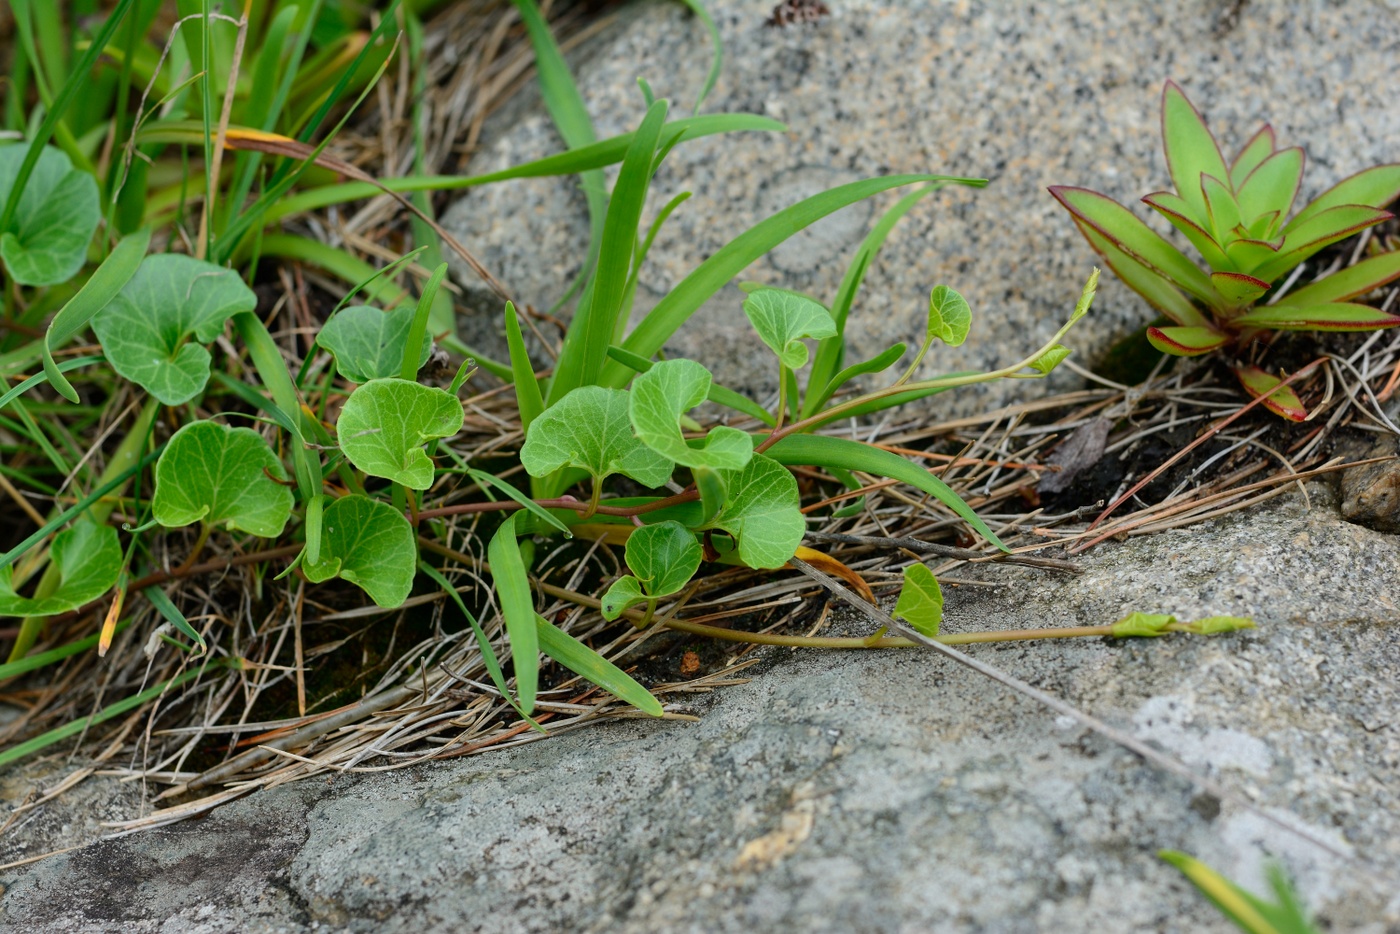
[442,0,1400,415]
[3,486,1399,932]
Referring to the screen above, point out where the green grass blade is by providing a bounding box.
[232,311,322,503]
[550,99,670,403]
[253,234,408,306]
[674,0,722,116]
[257,115,782,225]
[604,174,986,388]
[535,613,663,716]
[143,584,207,652]
[43,228,150,402]
[401,262,447,380]
[0,617,133,680]
[764,433,1007,551]
[2,356,104,413]
[487,514,539,713]
[418,560,544,732]
[504,302,545,434]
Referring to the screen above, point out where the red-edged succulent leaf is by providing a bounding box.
[1236,147,1304,232]
[1142,191,1230,268]
[1282,251,1400,306]
[1253,204,1394,282]
[1161,81,1231,222]
[1223,237,1281,275]
[1236,366,1307,421]
[1244,210,1280,240]
[1210,271,1270,308]
[1201,174,1242,241]
[1229,125,1276,188]
[1233,302,1400,332]
[1070,217,1211,327]
[1146,325,1230,356]
[1050,186,1219,305]
[1286,164,1400,231]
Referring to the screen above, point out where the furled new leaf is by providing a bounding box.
[1110,611,1175,638]
[926,285,972,347]
[1028,344,1071,374]
[0,144,100,286]
[152,421,293,537]
[316,304,432,383]
[629,359,753,470]
[705,453,803,569]
[893,563,943,637]
[520,386,674,488]
[742,287,837,368]
[337,379,463,489]
[92,254,258,405]
[303,495,416,608]
[0,521,119,617]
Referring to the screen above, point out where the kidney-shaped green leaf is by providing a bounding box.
[630,359,753,471]
[521,386,674,488]
[926,284,972,347]
[0,144,100,286]
[152,421,294,537]
[630,520,701,596]
[600,575,648,622]
[337,379,463,489]
[316,304,432,384]
[92,254,258,405]
[0,520,120,617]
[893,562,943,637]
[303,495,416,608]
[706,453,803,569]
[742,287,836,369]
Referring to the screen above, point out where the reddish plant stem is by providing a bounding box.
[414,489,699,523]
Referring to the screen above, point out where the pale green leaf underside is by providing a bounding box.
[707,453,803,569]
[1029,344,1071,374]
[742,287,837,368]
[0,144,100,286]
[520,386,673,488]
[0,520,120,617]
[600,575,646,621]
[92,253,258,405]
[926,285,972,347]
[626,519,702,598]
[152,421,294,537]
[630,359,753,470]
[337,379,464,489]
[303,495,416,608]
[894,562,944,636]
[316,304,432,383]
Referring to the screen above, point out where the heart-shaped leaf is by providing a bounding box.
[742,287,837,369]
[303,495,416,608]
[152,420,294,537]
[893,562,943,637]
[0,520,119,617]
[600,520,701,620]
[629,359,753,471]
[926,285,972,347]
[520,386,674,488]
[706,453,802,569]
[0,144,100,286]
[337,379,463,489]
[316,304,432,383]
[92,254,258,405]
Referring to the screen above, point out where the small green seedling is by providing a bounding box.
[1051,80,1400,418]
[893,563,944,637]
[1160,850,1319,934]
[601,520,703,623]
[628,359,754,470]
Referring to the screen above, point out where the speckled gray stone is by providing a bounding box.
[4,485,1399,932]
[442,0,1400,414]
